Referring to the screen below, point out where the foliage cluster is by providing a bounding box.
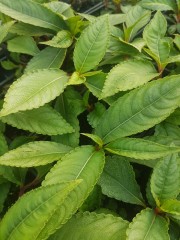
[0,0,180,239]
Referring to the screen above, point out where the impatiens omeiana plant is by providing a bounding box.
[0,0,179,239]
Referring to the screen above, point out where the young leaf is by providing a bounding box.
[160,199,180,215]
[95,75,180,144]
[49,212,129,240]
[25,47,66,72]
[41,146,105,239]
[0,69,69,117]
[0,181,81,240]
[0,0,67,31]
[140,0,177,12]
[99,156,145,206]
[101,59,159,98]
[105,137,180,160]
[81,133,103,147]
[151,154,180,205]
[73,15,109,73]
[143,11,170,64]
[126,208,169,240]
[0,141,72,167]
[7,36,40,56]
[1,105,74,136]
[40,30,73,48]
[0,21,14,44]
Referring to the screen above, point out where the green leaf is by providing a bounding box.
[0,141,72,167]
[0,21,14,44]
[38,146,105,239]
[105,137,180,160]
[0,0,67,31]
[0,69,69,117]
[166,108,180,125]
[151,154,180,205]
[10,22,53,36]
[155,122,180,139]
[44,1,74,19]
[73,15,109,73]
[49,212,129,240]
[101,59,159,98]
[0,181,81,240]
[160,199,180,215]
[85,73,106,98]
[0,132,8,156]
[7,36,40,56]
[143,11,170,64]
[40,30,73,48]
[52,88,85,147]
[174,34,180,50]
[126,208,169,240]
[1,105,74,135]
[125,6,151,41]
[81,133,103,147]
[0,181,10,213]
[95,75,180,144]
[25,47,66,72]
[140,0,177,12]
[99,156,145,206]
[87,102,106,129]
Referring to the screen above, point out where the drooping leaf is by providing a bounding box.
[25,47,66,72]
[40,30,73,48]
[73,15,109,73]
[101,59,159,98]
[160,199,180,215]
[7,36,40,56]
[143,11,170,64]
[0,69,69,117]
[40,146,105,239]
[0,141,72,167]
[95,75,180,144]
[0,181,81,240]
[140,0,177,12]
[0,21,14,44]
[99,156,145,206]
[49,212,129,240]
[1,105,74,135]
[0,0,67,31]
[151,154,180,205]
[105,137,180,160]
[126,208,169,240]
